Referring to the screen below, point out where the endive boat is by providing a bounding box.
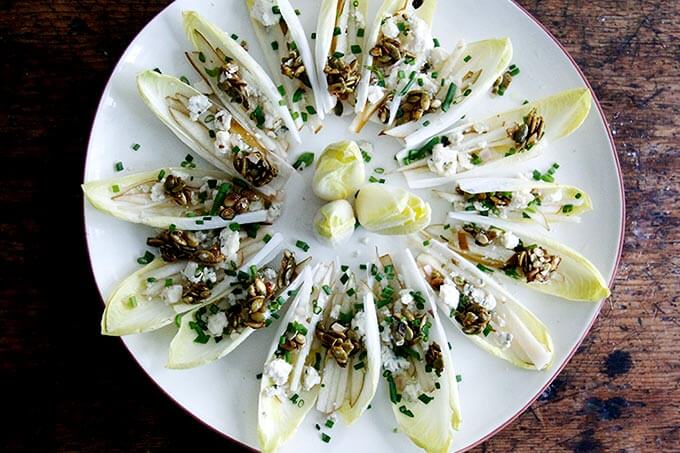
[83,167,279,230]
[313,271,380,424]
[246,0,325,132]
[434,177,593,229]
[137,71,294,195]
[414,238,553,370]
[427,212,610,301]
[167,236,310,368]
[314,0,369,115]
[370,249,461,453]
[182,11,299,155]
[101,227,281,336]
[258,262,336,453]
[350,0,512,139]
[396,88,593,188]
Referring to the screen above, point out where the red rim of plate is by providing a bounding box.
[82,1,626,451]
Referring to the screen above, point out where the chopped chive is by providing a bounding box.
[476,263,494,273]
[341,265,349,272]
[111,184,120,193]
[179,76,190,85]
[198,52,206,63]
[562,204,574,213]
[361,149,372,162]
[114,161,124,172]
[353,361,365,370]
[229,222,240,231]
[325,419,335,428]
[483,323,494,336]
[357,28,365,37]
[311,32,317,39]
[463,88,472,96]
[333,26,341,36]
[522,99,529,105]
[210,183,231,216]
[301,111,308,122]
[293,152,314,170]
[164,278,173,287]
[321,433,331,443]
[230,33,238,40]
[340,273,349,285]
[127,296,138,308]
[272,5,280,14]
[347,288,356,297]
[153,67,161,74]
[204,67,220,78]
[131,143,141,151]
[463,55,471,62]
[277,85,286,96]
[442,82,457,112]
[295,240,310,252]
[575,193,582,199]
[399,405,414,417]
[418,394,434,404]
[510,66,520,76]
[456,374,462,382]
[306,105,317,115]
[322,285,332,295]
[351,44,362,54]
[293,88,305,103]
[263,233,272,243]
[271,40,279,51]
[433,38,440,47]
[295,8,301,15]
[137,251,155,265]
[374,167,385,174]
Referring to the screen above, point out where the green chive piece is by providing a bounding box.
[111,184,120,193]
[293,152,314,170]
[351,44,362,54]
[418,394,434,404]
[271,41,279,51]
[295,240,310,252]
[137,251,154,265]
[114,161,124,172]
[131,143,141,151]
[463,55,472,62]
[441,82,457,112]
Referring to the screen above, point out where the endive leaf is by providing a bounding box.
[415,238,554,370]
[82,167,271,230]
[314,0,369,114]
[429,213,610,301]
[398,88,593,188]
[136,70,294,196]
[384,37,513,146]
[258,263,336,453]
[101,229,280,336]
[377,249,461,453]
[166,234,311,368]
[355,184,431,235]
[182,11,300,152]
[246,0,325,131]
[434,177,593,227]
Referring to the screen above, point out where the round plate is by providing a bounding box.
[84,0,624,451]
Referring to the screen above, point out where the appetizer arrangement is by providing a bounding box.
[84,1,614,451]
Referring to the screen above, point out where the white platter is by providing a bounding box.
[84,0,624,451]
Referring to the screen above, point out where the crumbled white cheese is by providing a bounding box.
[250,0,280,26]
[183,262,202,283]
[429,47,449,69]
[202,267,217,284]
[330,303,341,320]
[458,152,475,170]
[398,289,414,306]
[381,16,400,39]
[381,347,411,374]
[302,366,320,391]
[427,143,458,176]
[464,283,497,311]
[367,84,386,104]
[509,189,535,209]
[267,202,282,222]
[214,130,231,154]
[219,229,240,262]
[262,267,277,283]
[150,182,166,202]
[351,6,365,28]
[214,110,232,131]
[403,382,422,402]
[161,284,183,304]
[548,189,563,203]
[351,310,367,338]
[495,331,513,349]
[207,311,228,336]
[188,95,211,121]
[265,358,293,386]
[501,231,520,249]
[449,129,465,145]
[402,15,433,54]
[439,282,460,309]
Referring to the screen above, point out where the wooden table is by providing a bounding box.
[4,0,676,451]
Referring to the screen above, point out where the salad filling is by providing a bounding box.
[414,239,553,370]
[315,0,368,115]
[183,11,299,154]
[434,177,592,227]
[249,0,324,131]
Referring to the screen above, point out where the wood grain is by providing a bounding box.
[1,0,677,451]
